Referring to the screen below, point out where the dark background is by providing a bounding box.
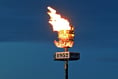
[0,0,118,79]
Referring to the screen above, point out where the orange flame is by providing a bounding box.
[47,6,74,48]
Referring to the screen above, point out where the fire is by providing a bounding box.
[47,6,71,31]
[47,6,74,48]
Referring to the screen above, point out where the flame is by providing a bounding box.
[54,30,74,48]
[47,6,74,48]
[47,6,71,31]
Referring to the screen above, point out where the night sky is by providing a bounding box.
[0,0,118,79]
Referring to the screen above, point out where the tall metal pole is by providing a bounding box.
[64,48,68,79]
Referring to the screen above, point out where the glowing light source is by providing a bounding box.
[47,6,74,48]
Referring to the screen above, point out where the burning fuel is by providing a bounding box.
[47,6,74,48]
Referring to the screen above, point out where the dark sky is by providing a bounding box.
[0,0,118,79]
